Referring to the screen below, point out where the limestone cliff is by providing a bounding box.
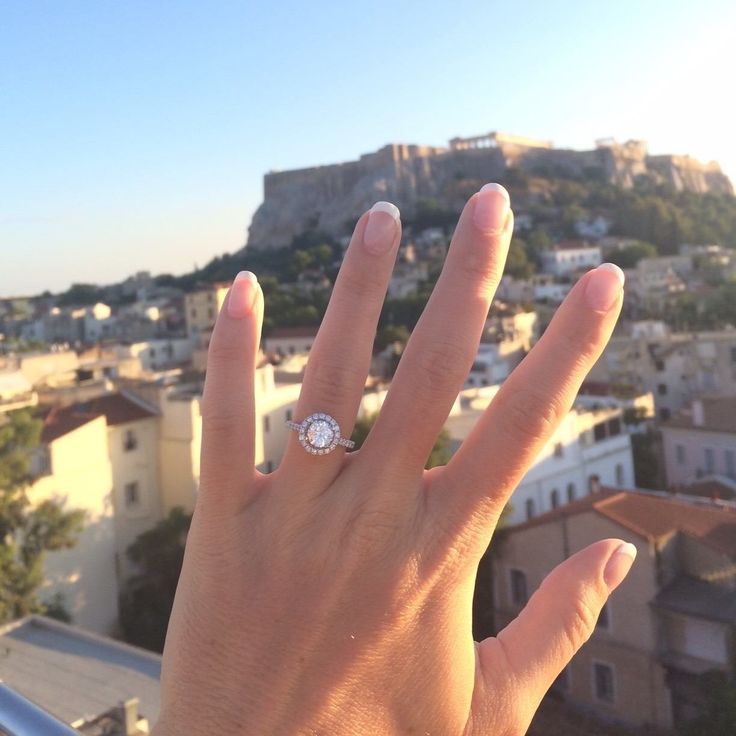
[246,132,734,249]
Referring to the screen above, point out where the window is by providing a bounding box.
[597,602,610,630]
[510,569,528,605]
[607,418,621,436]
[659,408,671,421]
[566,483,576,502]
[550,489,560,509]
[286,409,293,421]
[615,463,624,486]
[657,383,668,396]
[123,429,138,452]
[593,423,607,442]
[553,442,563,457]
[704,448,715,474]
[593,662,615,702]
[726,450,735,479]
[191,308,197,318]
[675,444,686,465]
[525,498,536,520]
[655,359,665,372]
[263,416,270,433]
[124,482,140,508]
[588,474,600,493]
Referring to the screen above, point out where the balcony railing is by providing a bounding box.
[0,683,78,735]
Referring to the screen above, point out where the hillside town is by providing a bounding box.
[2,144,736,734]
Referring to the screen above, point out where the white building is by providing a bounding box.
[115,337,195,372]
[540,242,602,276]
[445,392,635,524]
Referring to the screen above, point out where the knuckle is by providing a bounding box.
[562,592,600,652]
[411,338,476,396]
[454,248,504,291]
[207,340,245,368]
[502,388,564,445]
[305,355,365,404]
[335,262,387,306]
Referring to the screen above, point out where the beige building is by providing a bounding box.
[661,396,736,488]
[0,370,37,412]
[262,326,319,358]
[184,282,230,336]
[589,322,736,421]
[31,392,163,632]
[493,489,736,730]
[30,412,119,634]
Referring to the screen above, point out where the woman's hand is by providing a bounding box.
[153,185,633,735]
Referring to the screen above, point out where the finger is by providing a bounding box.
[436,264,624,530]
[360,185,512,477]
[278,202,401,484]
[199,271,263,507]
[476,538,636,726]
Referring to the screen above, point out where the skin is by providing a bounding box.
[153,186,635,736]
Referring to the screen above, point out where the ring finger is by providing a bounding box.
[277,202,401,486]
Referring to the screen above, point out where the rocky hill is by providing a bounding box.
[246,131,733,249]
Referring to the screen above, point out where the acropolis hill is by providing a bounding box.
[246,131,734,249]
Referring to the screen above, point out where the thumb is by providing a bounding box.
[473,539,636,731]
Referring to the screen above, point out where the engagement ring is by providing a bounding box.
[286,412,355,455]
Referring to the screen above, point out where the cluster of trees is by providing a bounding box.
[0,409,84,624]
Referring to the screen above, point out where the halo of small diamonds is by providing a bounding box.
[298,412,342,455]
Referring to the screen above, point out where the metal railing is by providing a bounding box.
[0,683,78,735]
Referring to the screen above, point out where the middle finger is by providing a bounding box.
[359,184,512,477]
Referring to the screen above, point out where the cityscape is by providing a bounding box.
[2,129,736,734]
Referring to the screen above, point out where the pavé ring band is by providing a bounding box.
[286,412,356,455]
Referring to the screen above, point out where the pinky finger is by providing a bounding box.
[199,271,263,508]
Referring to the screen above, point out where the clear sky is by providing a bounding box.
[1,0,734,297]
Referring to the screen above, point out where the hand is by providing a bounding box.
[153,186,633,735]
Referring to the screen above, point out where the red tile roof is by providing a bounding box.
[512,489,736,557]
[41,393,158,443]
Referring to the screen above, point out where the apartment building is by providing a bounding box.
[493,489,736,730]
[183,282,230,336]
[589,321,736,420]
[445,393,635,524]
[540,241,601,277]
[262,326,319,358]
[661,396,736,488]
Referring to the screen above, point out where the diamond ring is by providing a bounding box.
[286,412,356,455]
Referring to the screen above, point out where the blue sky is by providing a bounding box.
[1,0,734,297]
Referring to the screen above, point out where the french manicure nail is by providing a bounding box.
[227,271,259,319]
[363,201,400,255]
[603,541,637,592]
[473,183,510,233]
[584,263,625,311]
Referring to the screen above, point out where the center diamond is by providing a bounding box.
[306,420,335,448]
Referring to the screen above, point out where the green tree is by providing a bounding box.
[606,241,658,269]
[505,237,534,279]
[119,507,192,651]
[0,409,84,623]
[350,413,451,469]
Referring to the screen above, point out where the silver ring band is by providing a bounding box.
[286,412,355,455]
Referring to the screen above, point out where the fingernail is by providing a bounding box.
[364,201,400,255]
[603,542,637,592]
[227,271,259,319]
[473,183,510,233]
[584,263,625,311]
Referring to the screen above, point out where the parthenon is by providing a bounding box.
[449,131,553,151]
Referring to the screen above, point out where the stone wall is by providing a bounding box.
[246,135,734,249]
